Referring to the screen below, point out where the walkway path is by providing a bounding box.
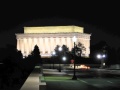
[20,66,40,90]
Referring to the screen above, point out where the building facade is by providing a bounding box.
[15,26,91,58]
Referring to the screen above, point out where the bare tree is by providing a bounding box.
[75,42,86,57]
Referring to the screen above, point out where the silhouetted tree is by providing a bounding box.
[0,44,34,89]
[71,42,86,64]
[32,45,42,65]
[54,45,62,64]
[92,41,108,50]
[54,45,70,63]
[91,41,118,65]
[62,45,69,52]
[106,47,117,65]
[61,45,71,63]
[32,45,40,56]
[16,50,23,60]
[90,41,109,64]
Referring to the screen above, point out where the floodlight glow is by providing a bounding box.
[102,54,106,58]
[52,51,56,55]
[62,56,66,61]
[97,54,102,59]
[103,63,105,66]
[72,36,77,42]
[58,47,62,51]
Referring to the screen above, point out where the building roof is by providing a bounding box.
[24,25,84,33]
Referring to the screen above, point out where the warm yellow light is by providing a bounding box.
[71,64,90,69]
[24,26,84,33]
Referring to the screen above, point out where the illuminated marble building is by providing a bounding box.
[15,26,91,58]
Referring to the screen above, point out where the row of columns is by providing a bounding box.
[17,37,75,57]
[78,38,90,57]
[17,37,90,57]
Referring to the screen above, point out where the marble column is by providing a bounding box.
[28,38,32,54]
[23,38,27,56]
[71,38,73,49]
[47,38,50,54]
[59,38,62,47]
[38,38,41,53]
[54,38,57,48]
[49,38,52,54]
[42,38,45,54]
[44,37,47,54]
[21,39,24,56]
[84,39,90,57]
[56,37,60,46]
[19,39,23,53]
[40,38,45,54]
[50,37,54,52]
[26,38,29,56]
[66,37,71,51]
[61,37,65,46]
[17,39,20,51]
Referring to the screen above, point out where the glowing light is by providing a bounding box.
[103,63,105,66]
[16,26,91,58]
[72,36,77,42]
[58,47,62,51]
[24,26,84,33]
[97,54,106,59]
[52,51,56,55]
[71,64,90,69]
[102,54,106,58]
[62,56,66,61]
[97,54,102,59]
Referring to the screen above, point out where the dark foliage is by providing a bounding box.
[52,45,71,64]
[0,44,42,89]
[31,45,42,65]
[90,40,119,65]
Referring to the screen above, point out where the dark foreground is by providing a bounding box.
[43,68,120,90]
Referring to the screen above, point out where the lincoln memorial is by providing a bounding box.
[15,25,91,58]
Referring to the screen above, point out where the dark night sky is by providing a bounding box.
[0,1,119,34]
[0,1,120,48]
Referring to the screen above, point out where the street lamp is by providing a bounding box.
[58,47,62,51]
[72,36,77,80]
[52,51,56,69]
[97,54,106,68]
[62,56,66,61]
[58,47,62,72]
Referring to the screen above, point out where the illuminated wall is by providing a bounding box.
[16,26,91,58]
[24,26,84,33]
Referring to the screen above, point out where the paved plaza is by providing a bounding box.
[7,65,119,90]
[42,67,120,90]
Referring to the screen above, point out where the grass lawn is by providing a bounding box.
[44,76,72,81]
[42,76,98,90]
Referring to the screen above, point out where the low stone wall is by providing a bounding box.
[109,64,120,69]
[20,66,40,90]
[39,74,46,90]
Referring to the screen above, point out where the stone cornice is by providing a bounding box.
[15,32,91,39]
